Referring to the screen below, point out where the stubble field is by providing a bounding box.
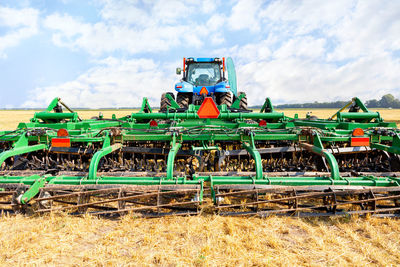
[0,108,400,266]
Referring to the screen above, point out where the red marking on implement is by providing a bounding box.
[52,138,71,147]
[197,97,220,119]
[351,137,370,147]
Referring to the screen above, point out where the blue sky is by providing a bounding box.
[0,0,399,108]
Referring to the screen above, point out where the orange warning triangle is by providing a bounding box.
[199,87,208,95]
[197,97,220,119]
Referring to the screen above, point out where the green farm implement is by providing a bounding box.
[1,58,400,217]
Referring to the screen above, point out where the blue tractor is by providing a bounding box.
[160,57,247,111]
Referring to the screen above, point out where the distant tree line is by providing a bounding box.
[274,94,400,109]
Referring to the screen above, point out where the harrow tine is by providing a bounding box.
[90,200,200,216]
[214,185,400,217]
[35,188,200,213]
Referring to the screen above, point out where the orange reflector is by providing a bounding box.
[351,137,370,147]
[197,97,220,119]
[52,138,71,147]
[352,128,364,136]
[199,87,208,95]
[183,57,186,72]
[258,120,267,127]
[150,120,158,127]
[57,128,69,137]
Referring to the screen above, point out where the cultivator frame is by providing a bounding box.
[1,96,400,217]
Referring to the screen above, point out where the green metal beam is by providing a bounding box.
[300,135,341,180]
[371,133,400,155]
[0,133,46,167]
[88,138,122,180]
[231,92,245,109]
[129,111,284,120]
[139,97,153,113]
[166,134,182,179]
[242,134,263,180]
[260,97,275,113]
[34,112,78,121]
[45,97,60,112]
[19,176,46,204]
[210,176,400,187]
[165,94,181,109]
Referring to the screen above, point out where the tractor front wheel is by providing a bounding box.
[160,92,174,112]
[218,92,232,107]
[177,93,191,108]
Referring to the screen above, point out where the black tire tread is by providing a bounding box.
[238,91,247,110]
[219,92,232,107]
[159,92,174,112]
[177,93,190,108]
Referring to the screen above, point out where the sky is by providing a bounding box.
[0,0,399,108]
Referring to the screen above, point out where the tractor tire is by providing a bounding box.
[177,93,190,108]
[160,92,174,112]
[218,92,232,107]
[238,92,248,110]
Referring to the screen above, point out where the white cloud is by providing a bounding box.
[228,0,263,32]
[260,0,355,35]
[44,13,194,56]
[216,0,400,105]
[19,0,400,108]
[327,0,400,60]
[206,14,226,31]
[273,37,326,59]
[234,52,400,106]
[0,6,39,58]
[44,0,220,56]
[210,33,225,45]
[23,57,176,108]
[201,0,218,14]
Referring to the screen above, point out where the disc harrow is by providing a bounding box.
[0,94,400,218]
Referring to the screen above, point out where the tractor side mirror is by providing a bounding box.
[176,68,181,75]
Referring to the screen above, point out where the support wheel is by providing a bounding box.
[177,93,191,108]
[238,92,248,110]
[160,92,174,112]
[218,92,232,107]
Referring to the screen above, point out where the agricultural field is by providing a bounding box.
[1,108,400,266]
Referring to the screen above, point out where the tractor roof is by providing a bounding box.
[186,57,220,63]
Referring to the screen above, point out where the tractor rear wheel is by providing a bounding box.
[177,93,191,108]
[218,92,232,107]
[160,92,174,112]
[238,92,248,110]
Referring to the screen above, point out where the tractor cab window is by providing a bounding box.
[187,63,221,86]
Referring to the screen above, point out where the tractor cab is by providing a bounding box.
[174,57,233,107]
[185,59,222,86]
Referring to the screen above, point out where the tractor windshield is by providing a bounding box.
[187,63,221,86]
